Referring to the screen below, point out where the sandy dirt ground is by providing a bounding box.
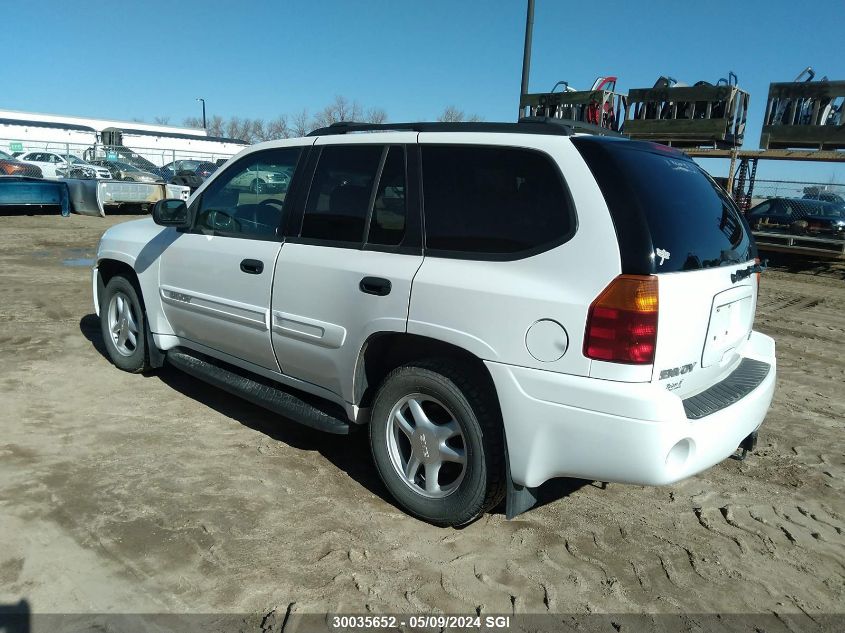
[0,213,843,628]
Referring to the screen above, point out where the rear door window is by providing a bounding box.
[301,145,383,244]
[420,145,574,258]
[573,138,754,274]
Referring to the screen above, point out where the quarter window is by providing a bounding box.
[194,147,301,238]
[367,146,406,246]
[421,145,574,256]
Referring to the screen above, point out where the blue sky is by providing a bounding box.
[4,0,844,182]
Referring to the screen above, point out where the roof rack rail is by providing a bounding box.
[518,116,626,137]
[307,120,576,137]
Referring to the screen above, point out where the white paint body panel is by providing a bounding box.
[490,331,775,487]
[271,243,423,400]
[409,133,620,376]
[159,233,282,371]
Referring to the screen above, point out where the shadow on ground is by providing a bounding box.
[79,313,585,521]
[761,250,845,280]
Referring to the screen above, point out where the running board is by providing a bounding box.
[166,349,353,434]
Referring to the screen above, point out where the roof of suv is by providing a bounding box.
[307,118,625,138]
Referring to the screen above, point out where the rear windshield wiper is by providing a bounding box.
[731,259,767,283]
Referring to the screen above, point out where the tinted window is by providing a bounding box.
[421,145,573,256]
[367,146,406,246]
[748,202,771,216]
[302,145,383,243]
[573,138,753,273]
[195,147,301,238]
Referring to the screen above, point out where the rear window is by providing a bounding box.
[421,145,574,258]
[573,138,754,274]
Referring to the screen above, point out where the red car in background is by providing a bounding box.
[0,149,43,178]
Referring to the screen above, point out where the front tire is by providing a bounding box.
[100,275,150,373]
[369,360,505,526]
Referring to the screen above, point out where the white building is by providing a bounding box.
[0,108,249,167]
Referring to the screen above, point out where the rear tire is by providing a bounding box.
[369,359,505,526]
[100,275,151,373]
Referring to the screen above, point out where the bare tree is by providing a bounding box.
[365,107,388,124]
[313,95,364,128]
[437,106,483,122]
[289,109,312,137]
[154,116,170,125]
[183,116,203,129]
[266,115,289,140]
[178,98,386,143]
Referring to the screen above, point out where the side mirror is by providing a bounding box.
[152,199,190,228]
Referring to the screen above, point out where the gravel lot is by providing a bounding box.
[0,213,843,629]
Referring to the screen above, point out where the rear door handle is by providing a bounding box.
[359,276,391,296]
[240,259,264,274]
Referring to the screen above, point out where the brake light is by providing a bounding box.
[584,275,659,364]
[754,256,762,289]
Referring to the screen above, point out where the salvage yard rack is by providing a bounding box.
[624,84,749,148]
[761,80,845,150]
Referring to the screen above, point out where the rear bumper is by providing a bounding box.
[487,331,776,488]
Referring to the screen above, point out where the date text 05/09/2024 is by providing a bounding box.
[331,614,512,630]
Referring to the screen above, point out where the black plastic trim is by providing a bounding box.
[308,120,575,137]
[683,358,770,420]
[166,349,352,434]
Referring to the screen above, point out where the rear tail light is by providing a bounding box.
[584,275,659,364]
[754,256,762,289]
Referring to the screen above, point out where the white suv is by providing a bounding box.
[92,120,776,526]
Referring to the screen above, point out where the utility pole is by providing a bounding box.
[519,0,535,119]
[196,97,207,129]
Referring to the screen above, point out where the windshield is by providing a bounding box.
[64,155,86,165]
[573,137,754,274]
[0,150,12,160]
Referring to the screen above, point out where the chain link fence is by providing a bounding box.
[744,179,845,206]
[2,137,238,185]
[734,179,845,256]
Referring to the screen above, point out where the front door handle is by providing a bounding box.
[359,276,391,296]
[240,259,264,275]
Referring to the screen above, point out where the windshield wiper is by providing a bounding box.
[731,259,767,283]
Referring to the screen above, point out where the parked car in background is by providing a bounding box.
[16,152,111,180]
[748,198,845,236]
[0,149,43,178]
[802,191,845,204]
[159,160,217,182]
[228,162,292,193]
[88,159,162,183]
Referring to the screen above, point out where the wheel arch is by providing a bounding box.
[96,257,166,369]
[354,332,499,411]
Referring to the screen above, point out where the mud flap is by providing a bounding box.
[505,442,538,519]
[145,323,166,370]
[734,430,758,461]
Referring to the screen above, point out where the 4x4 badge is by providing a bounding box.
[655,248,671,265]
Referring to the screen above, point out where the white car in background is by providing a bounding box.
[16,151,111,180]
